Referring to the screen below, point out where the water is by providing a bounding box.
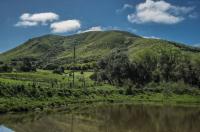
[0,125,14,132]
[0,104,199,132]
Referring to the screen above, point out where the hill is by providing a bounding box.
[0,30,200,68]
[0,30,200,113]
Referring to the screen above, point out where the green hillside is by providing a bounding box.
[0,30,200,68]
[0,30,200,113]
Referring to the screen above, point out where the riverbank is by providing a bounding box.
[0,93,200,113]
[0,70,199,113]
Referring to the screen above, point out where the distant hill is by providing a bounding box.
[0,30,200,68]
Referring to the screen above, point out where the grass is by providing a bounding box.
[0,70,199,113]
[0,93,199,113]
[1,30,199,67]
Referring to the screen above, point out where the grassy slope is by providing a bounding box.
[128,38,200,62]
[1,30,199,66]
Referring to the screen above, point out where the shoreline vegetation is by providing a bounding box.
[0,70,199,113]
[0,94,200,114]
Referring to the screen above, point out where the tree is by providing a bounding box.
[53,66,65,74]
[96,50,132,86]
[93,46,200,88]
[0,64,12,73]
[18,58,36,72]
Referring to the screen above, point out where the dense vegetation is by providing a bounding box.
[94,49,200,88]
[0,70,199,113]
[0,30,200,113]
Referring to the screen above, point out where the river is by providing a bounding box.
[0,104,199,132]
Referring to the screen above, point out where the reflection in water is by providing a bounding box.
[0,125,14,132]
[0,104,200,132]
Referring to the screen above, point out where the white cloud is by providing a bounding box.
[78,26,122,34]
[15,12,59,27]
[78,26,103,33]
[143,35,160,39]
[193,44,200,47]
[128,0,194,24]
[116,4,133,13]
[85,26,103,32]
[50,20,81,33]
[15,21,38,27]
[20,12,59,23]
[171,6,194,15]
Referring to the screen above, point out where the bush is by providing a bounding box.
[94,48,200,88]
[43,63,58,70]
[126,87,133,95]
[0,64,13,73]
[90,72,97,81]
[17,58,36,72]
[53,67,65,74]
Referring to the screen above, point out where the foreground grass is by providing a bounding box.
[0,70,199,113]
[0,93,199,113]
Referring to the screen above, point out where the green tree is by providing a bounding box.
[53,66,65,74]
[18,58,36,72]
[96,50,132,86]
[0,64,13,73]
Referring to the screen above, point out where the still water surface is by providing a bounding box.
[0,104,199,132]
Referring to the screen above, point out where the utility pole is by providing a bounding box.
[72,42,76,87]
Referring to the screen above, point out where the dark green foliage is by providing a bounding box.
[135,47,200,87]
[65,62,96,71]
[89,71,98,81]
[94,49,200,88]
[53,66,65,74]
[0,64,12,73]
[17,58,36,72]
[43,63,59,70]
[96,50,132,86]
[126,87,133,95]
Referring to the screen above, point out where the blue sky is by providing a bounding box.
[0,0,200,53]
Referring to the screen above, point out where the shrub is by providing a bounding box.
[126,87,133,95]
[17,58,36,72]
[0,64,13,73]
[53,67,65,74]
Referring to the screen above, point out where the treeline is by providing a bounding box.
[0,58,36,73]
[92,48,200,88]
[43,62,96,71]
[0,58,95,74]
